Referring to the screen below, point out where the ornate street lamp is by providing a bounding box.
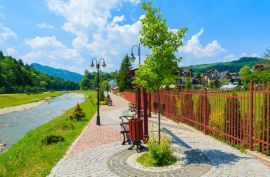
[130,43,141,119]
[91,58,106,125]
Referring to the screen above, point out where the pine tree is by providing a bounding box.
[116,54,133,92]
[69,103,86,121]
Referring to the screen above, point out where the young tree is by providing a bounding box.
[135,1,187,143]
[116,54,133,92]
[239,65,250,89]
[101,80,111,95]
[80,70,94,90]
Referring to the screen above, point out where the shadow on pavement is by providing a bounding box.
[162,127,250,166]
[162,127,192,149]
[185,148,250,166]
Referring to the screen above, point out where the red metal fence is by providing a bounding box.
[123,81,270,156]
[123,91,136,104]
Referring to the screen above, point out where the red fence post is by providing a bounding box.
[143,88,148,138]
[148,93,152,117]
[203,88,207,134]
[249,81,254,150]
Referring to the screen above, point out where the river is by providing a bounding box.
[0,93,85,151]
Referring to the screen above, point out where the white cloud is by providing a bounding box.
[240,52,260,58]
[25,36,65,49]
[223,54,237,62]
[23,36,85,73]
[179,28,224,58]
[0,23,17,47]
[112,15,125,24]
[37,23,54,29]
[223,52,260,62]
[125,0,140,5]
[46,0,142,71]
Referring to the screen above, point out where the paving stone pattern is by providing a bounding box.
[108,147,212,177]
[48,93,270,177]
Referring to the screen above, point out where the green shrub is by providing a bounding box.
[137,133,176,167]
[69,103,86,121]
[42,135,64,145]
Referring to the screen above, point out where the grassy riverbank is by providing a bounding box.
[0,91,96,177]
[0,91,64,108]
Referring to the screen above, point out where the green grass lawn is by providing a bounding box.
[0,91,96,177]
[0,91,64,108]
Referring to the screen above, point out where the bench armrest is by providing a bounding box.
[119,115,132,123]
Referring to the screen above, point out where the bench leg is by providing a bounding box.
[128,140,146,152]
[121,133,131,145]
[121,133,126,145]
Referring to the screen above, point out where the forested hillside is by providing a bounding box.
[32,63,83,83]
[0,52,79,94]
[186,57,267,73]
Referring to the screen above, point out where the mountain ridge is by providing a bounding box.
[32,63,83,83]
[184,57,267,73]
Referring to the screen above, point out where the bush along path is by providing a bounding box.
[0,91,96,177]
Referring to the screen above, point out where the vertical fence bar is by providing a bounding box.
[143,88,148,138]
[266,82,270,155]
[267,82,270,155]
[258,82,262,152]
[203,88,207,134]
[148,93,151,117]
[249,81,254,150]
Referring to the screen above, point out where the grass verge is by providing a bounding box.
[0,91,64,108]
[0,91,96,177]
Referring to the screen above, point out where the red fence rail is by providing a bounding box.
[123,81,270,156]
[123,91,136,104]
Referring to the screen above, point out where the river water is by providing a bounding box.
[0,93,85,150]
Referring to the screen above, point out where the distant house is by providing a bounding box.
[229,72,241,85]
[203,70,220,88]
[216,71,241,86]
[175,67,193,88]
[219,71,231,81]
[252,64,270,71]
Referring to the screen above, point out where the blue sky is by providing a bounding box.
[0,0,269,73]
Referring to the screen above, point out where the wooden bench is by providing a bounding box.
[119,116,132,145]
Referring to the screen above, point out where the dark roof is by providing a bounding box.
[219,71,230,80]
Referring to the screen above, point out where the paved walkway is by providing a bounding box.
[48,93,270,177]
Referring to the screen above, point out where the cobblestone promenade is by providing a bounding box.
[48,93,270,177]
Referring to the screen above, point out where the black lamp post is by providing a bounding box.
[91,58,106,125]
[130,43,141,119]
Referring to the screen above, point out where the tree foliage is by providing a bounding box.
[0,53,79,93]
[135,1,187,92]
[116,54,133,92]
[80,70,116,90]
[101,80,111,94]
[80,70,95,90]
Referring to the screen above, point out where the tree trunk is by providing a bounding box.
[157,88,161,144]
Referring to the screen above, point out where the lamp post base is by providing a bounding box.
[96,115,100,125]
